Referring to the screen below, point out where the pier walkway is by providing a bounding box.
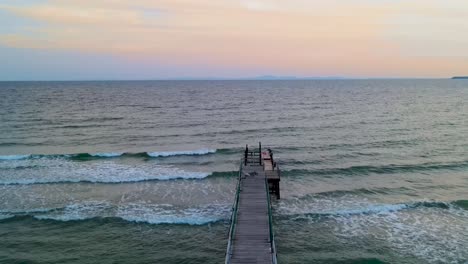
[225,144,279,264]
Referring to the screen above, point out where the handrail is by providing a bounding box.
[225,159,243,264]
[265,177,278,264]
[276,164,281,179]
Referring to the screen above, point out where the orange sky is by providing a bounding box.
[1,0,468,79]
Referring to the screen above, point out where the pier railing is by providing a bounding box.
[265,177,278,264]
[225,160,242,264]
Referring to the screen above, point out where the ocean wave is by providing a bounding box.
[0,202,229,225]
[0,142,48,147]
[0,148,219,161]
[332,203,409,216]
[297,187,415,198]
[281,161,468,177]
[115,203,229,225]
[279,203,409,218]
[0,172,212,185]
[89,152,124,158]
[411,200,468,210]
[310,200,468,264]
[0,170,236,185]
[0,155,31,160]
[0,207,61,214]
[277,199,468,219]
[0,213,14,220]
[146,149,216,157]
[452,199,468,209]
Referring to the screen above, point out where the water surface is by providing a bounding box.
[1,80,467,263]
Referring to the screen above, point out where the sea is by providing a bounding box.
[0,80,467,264]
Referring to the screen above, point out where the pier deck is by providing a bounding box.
[231,164,271,264]
[225,144,279,264]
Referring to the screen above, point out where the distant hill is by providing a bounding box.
[158,75,348,80]
[452,76,468,79]
[252,75,346,80]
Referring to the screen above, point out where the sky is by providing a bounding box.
[1,0,467,80]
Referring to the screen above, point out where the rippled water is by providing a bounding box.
[1,80,468,263]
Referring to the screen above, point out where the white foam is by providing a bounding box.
[276,194,375,216]
[334,206,468,263]
[34,201,113,221]
[0,213,14,220]
[0,207,59,214]
[0,172,210,185]
[147,149,216,157]
[0,155,31,160]
[116,203,229,225]
[0,159,212,184]
[333,203,408,215]
[90,152,124,158]
[277,196,409,218]
[31,201,229,225]
[278,196,468,263]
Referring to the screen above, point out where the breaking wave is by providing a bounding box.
[0,170,235,185]
[0,155,31,160]
[281,160,468,177]
[0,202,230,225]
[277,198,468,219]
[146,149,216,157]
[0,172,209,185]
[0,148,221,161]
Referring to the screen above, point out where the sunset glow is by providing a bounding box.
[1,0,468,79]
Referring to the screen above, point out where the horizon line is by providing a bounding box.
[0,77,455,82]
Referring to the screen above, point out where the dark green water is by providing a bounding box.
[0,216,226,264]
[1,80,467,263]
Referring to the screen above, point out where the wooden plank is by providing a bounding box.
[230,163,273,264]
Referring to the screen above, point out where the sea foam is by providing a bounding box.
[0,158,212,185]
[28,202,229,225]
[146,149,216,157]
[0,155,31,160]
[89,152,124,158]
[0,171,211,185]
[0,214,14,220]
[0,148,217,161]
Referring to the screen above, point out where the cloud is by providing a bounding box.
[240,1,279,12]
[2,2,151,26]
[383,0,468,57]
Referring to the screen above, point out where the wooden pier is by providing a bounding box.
[225,143,280,264]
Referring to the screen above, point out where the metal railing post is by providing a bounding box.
[265,177,278,264]
[225,160,243,264]
[259,142,262,165]
[244,145,248,166]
